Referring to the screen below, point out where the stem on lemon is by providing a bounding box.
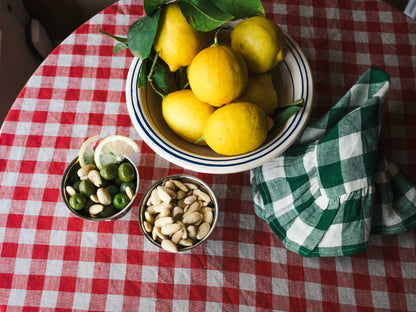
[280,98,304,108]
[195,135,205,144]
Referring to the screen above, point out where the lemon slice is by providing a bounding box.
[79,135,103,167]
[93,135,140,169]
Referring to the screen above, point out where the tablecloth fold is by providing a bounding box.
[250,66,416,257]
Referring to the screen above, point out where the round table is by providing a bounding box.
[1,0,416,310]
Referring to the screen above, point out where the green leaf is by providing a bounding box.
[138,59,151,89]
[99,29,127,43]
[213,0,265,19]
[143,0,170,16]
[179,0,234,32]
[272,98,305,127]
[113,42,128,54]
[127,10,160,59]
[152,61,171,95]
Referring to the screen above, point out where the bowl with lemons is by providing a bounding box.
[122,3,313,174]
[61,135,140,221]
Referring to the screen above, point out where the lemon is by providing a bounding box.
[231,16,286,74]
[78,135,103,167]
[188,44,248,107]
[237,73,278,116]
[204,102,268,156]
[94,135,140,169]
[162,89,215,145]
[153,3,205,72]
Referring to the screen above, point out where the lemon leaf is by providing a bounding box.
[113,42,128,54]
[272,99,305,128]
[143,0,170,16]
[152,61,172,95]
[214,0,265,19]
[180,0,234,32]
[127,11,160,59]
[138,58,151,89]
[99,29,127,43]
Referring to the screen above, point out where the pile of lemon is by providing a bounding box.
[153,3,286,156]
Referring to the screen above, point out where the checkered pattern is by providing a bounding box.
[0,0,416,311]
[251,66,416,257]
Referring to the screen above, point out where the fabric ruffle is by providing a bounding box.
[251,66,416,257]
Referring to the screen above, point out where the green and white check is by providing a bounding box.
[251,66,416,257]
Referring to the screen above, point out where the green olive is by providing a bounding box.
[100,163,118,180]
[72,180,81,192]
[99,205,118,218]
[114,176,123,186]
[69,193,86,210]
[79,180,96,197]
[113,193,130,210]
[118,163,135,182]
[120,181,136,194]
[105,184,119,197]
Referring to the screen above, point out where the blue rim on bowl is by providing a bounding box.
[125,30,313,174]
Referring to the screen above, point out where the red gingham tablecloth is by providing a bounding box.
[1,0,416,311]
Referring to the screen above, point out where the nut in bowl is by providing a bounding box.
[138,175,218,252]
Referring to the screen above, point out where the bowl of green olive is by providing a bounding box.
[61,156,139,221]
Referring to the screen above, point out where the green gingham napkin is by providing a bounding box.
[250,66,416,257]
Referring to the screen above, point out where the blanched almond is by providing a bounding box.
[90,194,100,203]
[77,164,95,178]
[144,211,154,224]
[184,195,197,205]
[126,186,134,200]
[164,180,176,190]
[184,182,198,190]
[172,230,184,244]
[161,223,182,236]
[144,221,152,233]
[171,179,189,192]
[196,222,210,240]
[154,216,174,228]
[150,188,161,205]
[89,204,104,216]
[182,212,202,224]
[66,186,76,196]
[157,186,176,203]
[203,210,213,224]
[187,201,201,214]
[153,226,167,240]
[193,189,211,203]
[176,190,186,200]
[88,170,102,187]
[187,225,197,239]
[179,238,194,247]
[97,188,112,205]
[161,239,178,252]
[172,206,184,220]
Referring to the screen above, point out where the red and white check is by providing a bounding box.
[1,0,416,311]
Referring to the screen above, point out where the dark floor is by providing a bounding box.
[0,0,117,125]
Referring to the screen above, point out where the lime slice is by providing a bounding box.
[79,135,103,167]
[93,135,140,169]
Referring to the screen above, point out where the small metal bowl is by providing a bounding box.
[138,174,218,252]
[61,156,140,221]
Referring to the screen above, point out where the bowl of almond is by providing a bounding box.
[138,175,218,252]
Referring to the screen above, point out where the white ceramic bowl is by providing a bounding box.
[126,30,313,174]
